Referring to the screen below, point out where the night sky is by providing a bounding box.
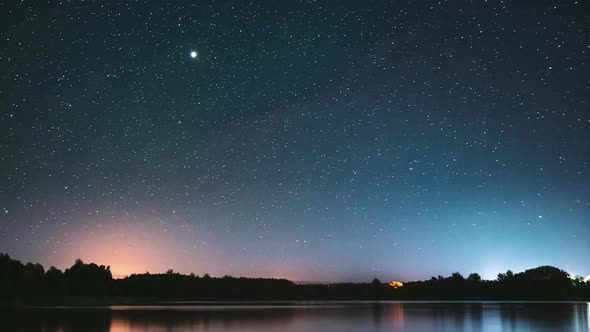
[1,1,589,282]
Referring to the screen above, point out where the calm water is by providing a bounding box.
[6,302,590,332]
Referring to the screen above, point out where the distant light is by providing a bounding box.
[388,281,404,288]
[584,275,590,282]
[190,51,197,58]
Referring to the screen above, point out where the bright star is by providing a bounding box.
[190,51,197,58]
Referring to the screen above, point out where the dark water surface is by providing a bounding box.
[6,302,590,331]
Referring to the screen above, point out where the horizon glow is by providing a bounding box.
[0,1,588,283]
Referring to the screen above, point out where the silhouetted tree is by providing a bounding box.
[520,266,568,281]
[451,272,464,280]
[64,259,112,296]
[468,273,482,282]
[497,270,514,282]
[22,262,45,294]
[1,253,588,303]
[45,266,64,295]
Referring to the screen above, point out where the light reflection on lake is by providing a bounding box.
[6,302,590,332]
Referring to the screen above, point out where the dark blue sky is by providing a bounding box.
[1,0,588,282]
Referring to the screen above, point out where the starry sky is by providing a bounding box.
[1,0,589,282]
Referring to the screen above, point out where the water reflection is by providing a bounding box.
[5,302,589,332]
[109,307,300,332]
[388,302,404,329]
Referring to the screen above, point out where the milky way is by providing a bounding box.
[1,1,588,282]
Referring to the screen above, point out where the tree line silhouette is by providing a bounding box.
[1,253,588,305]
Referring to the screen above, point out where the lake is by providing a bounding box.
[5,302,590,331]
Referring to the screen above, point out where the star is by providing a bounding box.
[1,0,588,284]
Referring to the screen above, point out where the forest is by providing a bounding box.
[1,253,588,305]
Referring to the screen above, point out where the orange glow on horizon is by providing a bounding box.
[388,281,404,288]
[49,218,306,281]
[53,219,202,278]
